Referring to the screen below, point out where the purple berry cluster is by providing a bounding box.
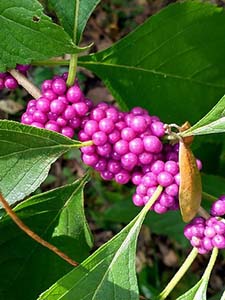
[184,196,225,254]
[78,103,202,214]
[21,74,93,138]
[78,105,166,185]
[0,64,30,91]
[21,74,203,216]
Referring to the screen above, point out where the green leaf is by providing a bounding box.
[182,94,225,136]
[103,196,188,246]
[49,0,101,43]
[0,176,93,300]
[38,187,163,300]
[175,279,206,300]
[0,120,84,205]
[176,248,218,300]
[221,291,225,300]
[79,1,225,124]
[0,0,86,71]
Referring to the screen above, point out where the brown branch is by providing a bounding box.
[0,193,78,267]
[9,69,41,99]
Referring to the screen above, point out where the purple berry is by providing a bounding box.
[114,140,129,155]
[36,98,50,113]
[121,127,136,141]
[91,108,106,121]
[131,172,143,185]
[52,78,67,95]
[157,171,174,187]
[61,127,74,138]
[108,160,121,174]
[64,106,76,120]
[212,234,225,249]
[31,122,44,128]
[50,99,66,115]
[67,85,82,103]
[210,199,225,217]
[108,130,121,144]
[33,111,47,124]
[151,160,165,175]
[4,76,18,89]
[99,118,115,134]
[121,152,138,170]
[94,159,107,172]
[165,183,178,197]
[132,194,144,206]
[45,121,60,132]
[129,138,144,155]
[150,121,165,137]
[130,116,147,133]
[82,153,99,166]
[115,170,130,184]
[56,116,67,127]
[92,131,108,146]
[41,80,52,92]
[143,136,162,153]
[84,120,99,136]
[73,102,88,116]
[100,170,114,181]
[21,113,33,125]
[164,161,179,176]
[97,143,112,157]
[106,107,119,122]
[138,152,153,165]
[43,90,57,101]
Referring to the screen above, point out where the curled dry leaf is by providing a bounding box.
[179,122,202,222]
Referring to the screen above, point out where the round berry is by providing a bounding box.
[36,98,50,113]
[92,131,108,146]
[52,78,67,95]
[50,99,66,115]
[132,194,144,206]
[4,76,18,89]
[99,118,115,134]
[130,116,147,133]
[143,135,162,153]
[61,127,74,138]
[45,121,60,132]
[129,138,144,155]
[114,140,129,155]
[157,171,174,187]
[115,170,130,184]
[121,127,136,141]
[67,85,82,103]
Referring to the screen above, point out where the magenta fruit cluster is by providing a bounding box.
[78,103,202,214]
[184,196,225,254]
[0,64,30,91]
[21,74,93,138]
[21,75,203,216]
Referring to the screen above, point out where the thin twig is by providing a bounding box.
[198,205,210,219]
[9,69,41,99]
[0,193,78,267]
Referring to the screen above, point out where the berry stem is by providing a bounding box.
[198,205,210,219]
[0,192,78,267]
[144,185,163,212]
[66,54,78,87]
[202,247,218,281]
[66,0,80,87]
[9,69,41,99]
[157,247,198,300]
